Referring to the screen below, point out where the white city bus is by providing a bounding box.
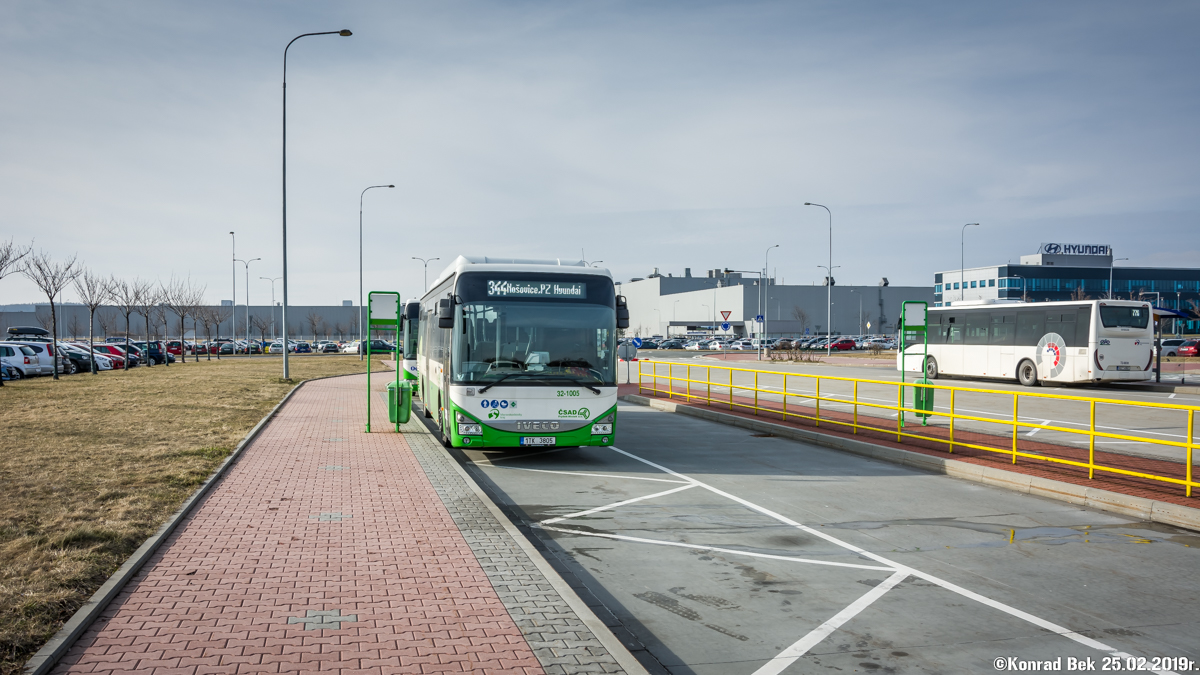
[418,256,628,448]
[401,299,420,395]
[899,299,1154,386]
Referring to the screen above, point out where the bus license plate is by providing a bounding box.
[520,436,556,446]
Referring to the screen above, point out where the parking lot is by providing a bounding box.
[443,401,1200,674]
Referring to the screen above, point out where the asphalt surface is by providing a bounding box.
[448,401,1200,674]
[625,352,1200,466]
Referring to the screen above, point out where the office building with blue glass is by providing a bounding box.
[933,243,1199,333]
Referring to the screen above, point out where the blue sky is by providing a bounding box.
[2,1,1198,304]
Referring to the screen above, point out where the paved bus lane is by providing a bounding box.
[449,401,1200,674]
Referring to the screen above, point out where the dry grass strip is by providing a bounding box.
[0,355,376,674]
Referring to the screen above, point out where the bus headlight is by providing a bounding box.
[456,411,482,436]
[591,423,612,435]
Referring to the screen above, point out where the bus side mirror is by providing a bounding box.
[616,295,630,329]
[437,298,454,328]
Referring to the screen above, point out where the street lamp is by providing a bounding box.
[817,264,841,354]
[261,276,282,340]
[672,299,681,336]
[359,184,394,360]
[235,257,261,351]
[1109,257,1129,300]
[762,244,779,360]
[281,28,352,380]
[229,231,236,342]
[413,257,441,294]
[849,288,863,334]
[961,223,979,303]
[805,203,834,357]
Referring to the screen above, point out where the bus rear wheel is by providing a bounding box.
[1017,359,1039,387]
[924,357,938,379]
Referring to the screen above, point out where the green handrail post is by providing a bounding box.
[899,301,930,428]
[365,291,402,433]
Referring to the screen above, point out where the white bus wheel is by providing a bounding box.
[1017,359,1039,387]
[924,357,939,379]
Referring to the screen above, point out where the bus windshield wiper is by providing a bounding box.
[478,372,524,393]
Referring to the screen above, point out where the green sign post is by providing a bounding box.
[899,301,931,428]
[366,291,401,433]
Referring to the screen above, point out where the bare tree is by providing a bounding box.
[97,308,116,340]
[1070,287,1089,301]
[251,314,272,346]
[187,286,206,362]
[209,305,231,359]
[790,306,810,335]
[135,285,164,366]
[35,306,52,330]
[74,270,112,374]
[0,239,32,385]
[196,307,215,361]
[163,276,205,366]
[110,276,152,370]
[22,251,81,380]
[305,311,322,342]
[67,314,83,340]
[334,321,346,341]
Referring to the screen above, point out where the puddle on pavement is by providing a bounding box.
[826,517,1200,549]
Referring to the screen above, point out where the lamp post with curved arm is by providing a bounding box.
[235,257,261,352]
[281,28,352,380]
[359,184,394,359]
[805,203,834,356]
[261,276,282,340]
[761,244,779,360]
[413,256,440,293]
[1109,257,1129,300]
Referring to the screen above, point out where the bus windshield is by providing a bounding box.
[404,314,419,357]
[452,301,615,385]
[1099,305,1149,329]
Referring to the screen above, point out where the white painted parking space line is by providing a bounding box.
[606,444,1176,674]
[752,570,909,675]
[539,484,698,525]
[538,526,895,571]
[483,465,691,484]
[1026,420,1051,437]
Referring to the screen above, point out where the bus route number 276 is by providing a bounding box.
[557,390,580,397]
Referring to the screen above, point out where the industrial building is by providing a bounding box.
[615,268,932,339]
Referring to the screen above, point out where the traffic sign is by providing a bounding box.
[631,337,642,348]
[755,314,764,323]
[866,321,872,330]
[720,311,731,321]
[720,322,730,331]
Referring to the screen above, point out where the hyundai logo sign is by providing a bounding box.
[1038,242,1111,256]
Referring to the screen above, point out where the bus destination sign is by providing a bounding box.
[487,280,587,299]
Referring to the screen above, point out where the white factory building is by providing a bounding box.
[615,267,933,339]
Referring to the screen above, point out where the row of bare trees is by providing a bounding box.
[0,239,230,383]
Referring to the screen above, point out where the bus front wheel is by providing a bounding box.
[1017,359,1039,387]
[924,357,938,379]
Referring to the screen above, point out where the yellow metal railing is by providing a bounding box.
[636,359,1199,497]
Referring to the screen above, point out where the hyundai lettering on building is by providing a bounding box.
[1037,243,1112,256]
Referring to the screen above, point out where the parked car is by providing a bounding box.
[59,343,103,373]
[1157,338,1186,357]
[0,343,36,379]
[133,341,175,364]
[5,340,61,375]
[295,342,312,354]
[829,338,857,351]
[89,344,128,368]
[728,340,753,350]
[1179,340,1199,357]
[320,341,340,353]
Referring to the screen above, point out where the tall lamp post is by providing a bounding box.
[804,203,835,356]
[961,223,979,303]
[1109,257,1129,299]
[762,244,779,360]
[235,257,261,352]
[261,276,282,340]
[359,184,394,360]
[229,231,236,342]
[413,256,440,293]
[849,288,863,334]
[281,28,352,380]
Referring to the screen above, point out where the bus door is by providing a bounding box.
[964,313,990,376]
[990,313,1017,377]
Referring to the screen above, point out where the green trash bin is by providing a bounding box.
[912,377,934,421]
[387,381,412,424]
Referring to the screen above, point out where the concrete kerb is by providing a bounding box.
[22,373,355,675]
[619,394,1200,533]
[404,405,651,675]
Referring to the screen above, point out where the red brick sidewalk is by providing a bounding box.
[55,374,543,674]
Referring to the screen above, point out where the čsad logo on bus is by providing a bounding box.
[1035,333,1068,379]
[558,408,591,419]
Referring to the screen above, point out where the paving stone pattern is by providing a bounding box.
[400,417,626,675]
[53,374,546,674]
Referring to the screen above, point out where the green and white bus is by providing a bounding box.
[417,256,629,448]
[401,299,420,395]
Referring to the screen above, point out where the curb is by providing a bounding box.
[22,374,353,675]
[408,404,651,675]
[619,394,1200,533]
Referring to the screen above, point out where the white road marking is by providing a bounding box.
[479,465,690,484]
[1169,393,1177,399]
[539,526,895,571]
[752,570,909,675]
[1025,419,1051,437]
[607,444,1175,673]
[539,484,697,525]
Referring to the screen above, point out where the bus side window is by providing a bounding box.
[965,313,989,345]
[990,314,1016,346]
[945,315,963,344]
[927,314,944,345]
[1016,310,1045,346]
[1049,312,1079,346]
[1076,307,1091,346]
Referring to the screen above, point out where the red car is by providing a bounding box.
[90,344,127,368]
[830,338,857,351]
[1179,340,1199,357]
